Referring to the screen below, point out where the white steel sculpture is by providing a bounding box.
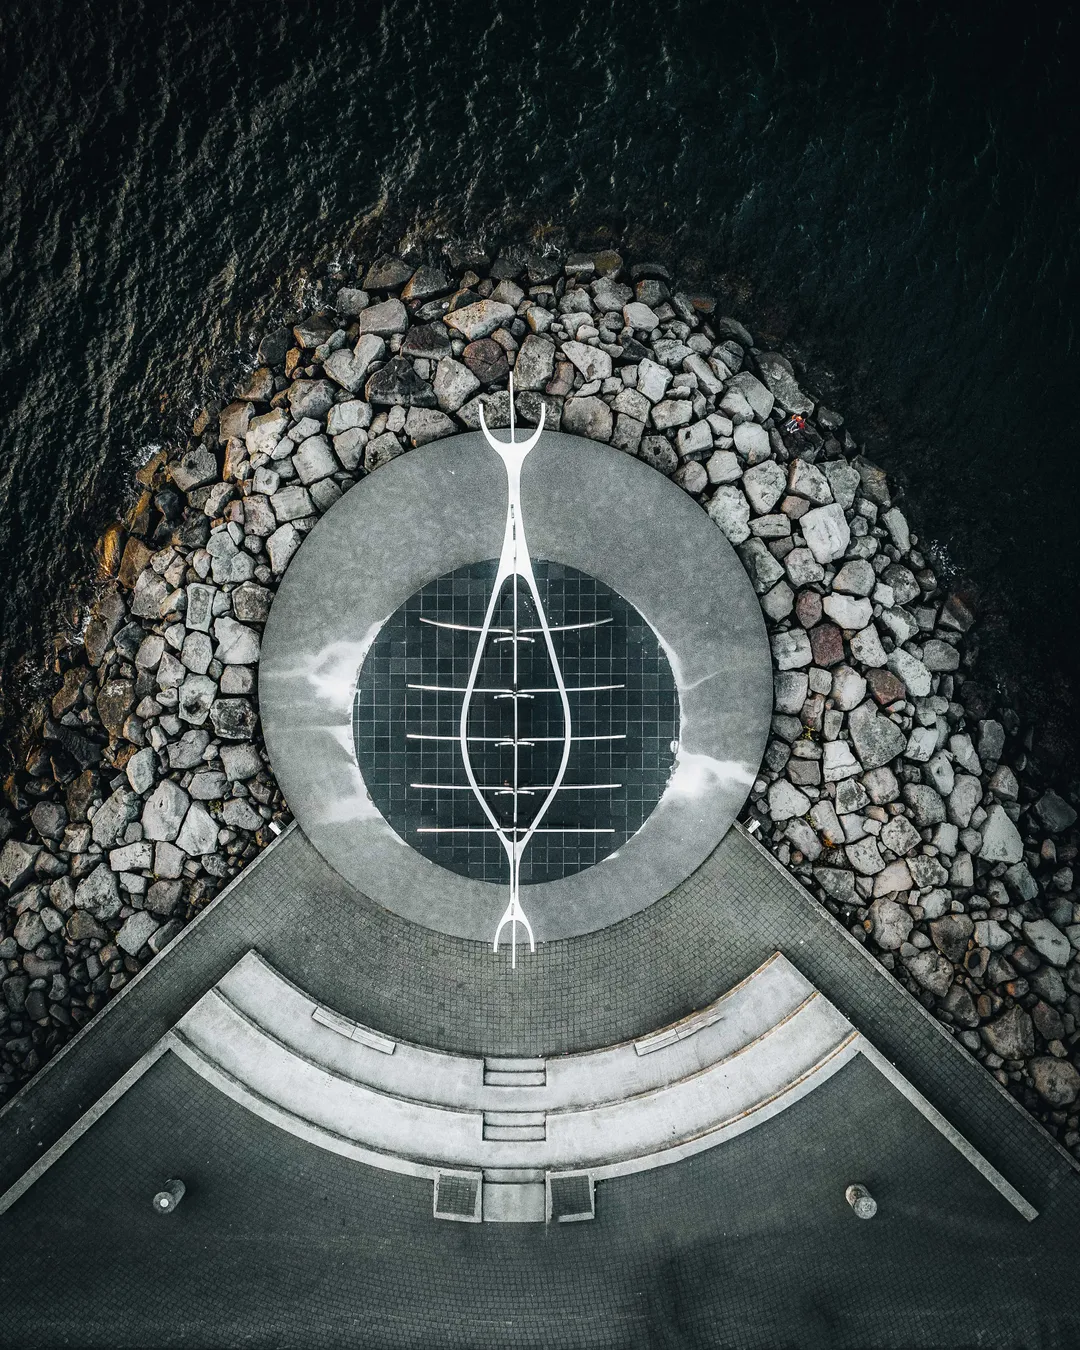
[407,378,623,964]
[470,380,566,965]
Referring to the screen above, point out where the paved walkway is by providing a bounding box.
[1,823,1078,1345]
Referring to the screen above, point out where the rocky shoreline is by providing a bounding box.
[1,245,1078,1156]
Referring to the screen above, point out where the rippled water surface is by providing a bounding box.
[0,0,1076,757]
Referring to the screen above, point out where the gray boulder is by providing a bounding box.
[142,780,190,842]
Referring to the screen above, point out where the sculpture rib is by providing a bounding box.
[460,380,567,966]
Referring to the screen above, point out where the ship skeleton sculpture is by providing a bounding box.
[403,377,625,965]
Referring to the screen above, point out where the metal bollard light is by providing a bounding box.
[152,1178,186,1214]
[845,1183,877,1219]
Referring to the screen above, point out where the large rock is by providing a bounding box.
[292,435,337,484]
[357,298,408,337]
[771,630,812,671]
[929,913,974,963]
[287,380,336,421]
[902,784,946,828]
[405,407,456,447]
[767,780,810,822]
[947,775,982,829]
[742,460,786,514]
[210,698,257,740]
[171,446,218,492]
[365,356,436,408]
[848,702,905,769]
[727,371,774,420]
[822,594,873,630]
[324,338,383,393]
[886,648,932,698]
[866,898,912,950]
[13,910,46,951]
[980,1006,1034,1060]
[904,949,953,997]
[706,487,751,544]
[0,839,41,892]
[800,503,850,564]
[732,422,770,462]
[561,396,612,442]
[434,357,480,413]
[513,335,556,391]
[980,804,1023,864]
[1022,919,1071,968]
[1035,790,1077,834]
[178,674,218,726]
[444,300,515,341]
[213,617,260,666]
[96,679,135,739]
[562,340,612,383]
[117,911,160,957]
[755,352,813,414]
[90,786,139,849]
[142,780,190,842]
[176,803,219,856]
[74,862,122,920]
[1029,1057,1080,1107]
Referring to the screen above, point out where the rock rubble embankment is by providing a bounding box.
[1,243,1077,1155]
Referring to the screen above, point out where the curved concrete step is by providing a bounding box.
[175,964,855,1175]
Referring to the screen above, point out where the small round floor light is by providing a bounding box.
[845,1183,877,1219]
[153,1178,186,1214]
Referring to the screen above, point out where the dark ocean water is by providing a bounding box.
[0,0,1077,765]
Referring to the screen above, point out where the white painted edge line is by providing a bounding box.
[857,1038,1038,1221]
[0,1034,176,1217]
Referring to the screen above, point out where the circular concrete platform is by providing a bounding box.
[259,430,771,942]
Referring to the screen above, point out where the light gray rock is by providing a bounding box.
[219,743,262,781]
[771,629,813,670]
[824,459,861,510]
[903,784,946,827]
[755,352,812,414]
[188,771,227,801]
[823,594,873,630]
[848,702,905,769]
[742,460,786,514]
[1022,918,1071,967]
[636,357,672,404]
[135,633,165,670]
[434,356,480,413]
[676,422,713,457]
[767,780,811,822]
[880,815,921,856]
[974,918,1011,951]
[726,371,774,420]
[292,435,337,484]
[867,897,913,950]
[862,767,899,805]
[787,459,832,505]
[74,862,122,920]
[832,560,876,596]
[181,630,213,675]
[562,340,612,383]
[444,300,515,341]
[980,803,1023,864]
[405,407,456,447]
[706,487,751,544]
[562,396,613,441]
[168,730,211,771]
[814,867,855,902]
[213,617,260,665]
[131,569,169,619]
[737,538,785,594]
[176,802,219,856]
[904,949,953,997]
[921,639,960,672]
[357,298,407,337]
[266,523,302,575]
[326,399,373,436]
[822,741,860,782]
[732,422,770,462]
[90,787,139,849]
[850,625,888,667]
[881,507,911,553]
[271,485,315,523]
[185,583,215,634]
[623,301,659,331]
[705,450,742,485]
[13,910,46,951]
[221,798,264,832]
[887,648,932,698]
[783,548,825,587]
[142,780,190,842]
[110,840,153,872]
[800,503,850,565]
[287,379,336,421]
[125,747,156,795]
[846,837,885,876]
[514,335,556,391]
[831,666,866,712]
[117,910,160,956]
[651,399,693,431]
[774,671,809,715]
[178,674,217,726]
[760,580,795,621]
